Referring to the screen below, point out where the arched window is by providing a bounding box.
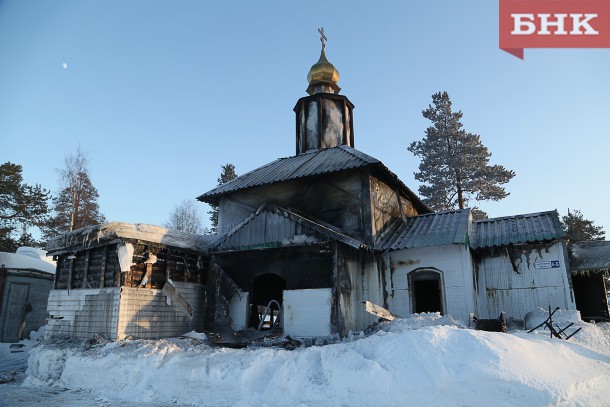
[408,268,445,315]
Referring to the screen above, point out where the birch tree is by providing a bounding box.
[45,146,105,237]
[166,200,206,234]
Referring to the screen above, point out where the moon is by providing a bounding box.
[62,62,68,70]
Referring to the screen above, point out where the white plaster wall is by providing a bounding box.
[284,288,332,337]
[229,291,249,331]
[476,242,576,321]
[384,245,475,324]
[46,288,120,340]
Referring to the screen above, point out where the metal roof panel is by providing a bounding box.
[470,210,564,249]
[376,209,471,250]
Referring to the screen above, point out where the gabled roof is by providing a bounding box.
[376,209,471,251]
[470,210,564,249]
[197,146,430,213]
[212,204,367,252]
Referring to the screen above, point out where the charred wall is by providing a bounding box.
[218,170,371,243]
[473,241,576,320]
[122,244,207,288]
[332,245,385,336]
[218,169,424,248]
[212,244,333,291]
[54,242,208,290]
[370,176,419,240]
[55,245,120,289]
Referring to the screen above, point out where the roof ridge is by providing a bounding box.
[338,145,380,164]
[474,210,559,224]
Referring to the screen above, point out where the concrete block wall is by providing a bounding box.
[46,288,120,339]
[476,242,576,321]
[117,282,205,339]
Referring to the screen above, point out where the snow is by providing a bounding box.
[46,222,215,253]
[16,314,610,406]
[0,249,56,275]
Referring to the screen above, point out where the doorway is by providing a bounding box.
[572,272,609,321]
[1,282,30,342]
[409,269,444,314]
[249,274,286,330]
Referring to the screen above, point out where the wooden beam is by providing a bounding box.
[67,256,74,289]
[100,246,107,288]
[162,280,193,318]
[81,249,90,289]
[363,300,400,321]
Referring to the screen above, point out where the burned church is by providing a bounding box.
[45,37,596,342]
[195,42,578,337]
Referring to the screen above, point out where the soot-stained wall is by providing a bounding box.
[474,241,576,321]
[213,244,334,291]
[218,170,371,243]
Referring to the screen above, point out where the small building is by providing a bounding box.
[45,223,213,340]
[0,247,55,342]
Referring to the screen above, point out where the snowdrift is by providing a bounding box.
[24,314,610,406]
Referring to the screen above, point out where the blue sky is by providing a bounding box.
[1,1,609,236]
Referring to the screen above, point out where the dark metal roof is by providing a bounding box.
[376,209,471,251]
[197,146,429,212]
[570,241,610,271]
[470,210,564,249]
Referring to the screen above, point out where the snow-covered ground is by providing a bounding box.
[2,313,610,406]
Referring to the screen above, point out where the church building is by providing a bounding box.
[196,38,577,338]
[44,35,581,342]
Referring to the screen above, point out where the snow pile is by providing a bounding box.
[0,327,46,383]
[0,250,56,275]
[24,315,610,406]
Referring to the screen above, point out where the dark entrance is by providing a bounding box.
[249,274,286,330]
[410,269,444,314]
[572,272,609,321]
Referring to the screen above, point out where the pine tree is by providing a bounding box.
[208,163,237,234]
[562,209,605,243]
[408,92,515,212]
[0,162,50,251]
[45,147,105,238]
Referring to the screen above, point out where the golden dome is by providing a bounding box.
[306,50,340,95]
